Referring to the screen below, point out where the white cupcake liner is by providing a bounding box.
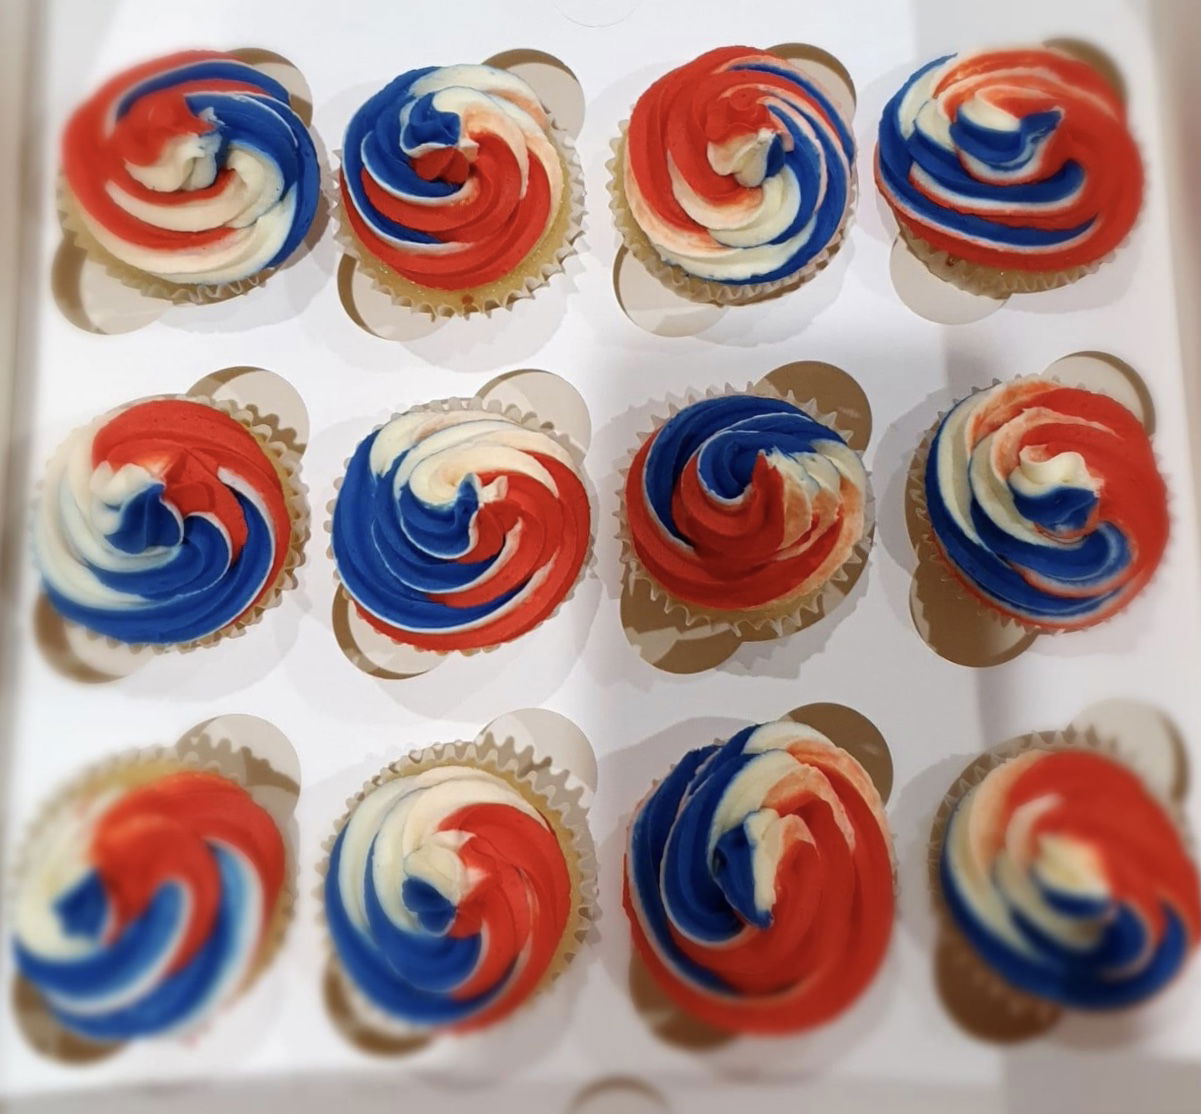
[616,380,875,639]
[326,395,595,659]
[317,736,597,1041]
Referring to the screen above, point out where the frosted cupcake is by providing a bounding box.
[336,65,582,316]
[935,744,1200,1009]
[331,404,591,653]
[622,392,869,632]
[919,379,1168,631]
[13,765,288,1043]
[61,50,320,300]
[625,719,894,1033]
[876,46,1142,295]
[610,46,856,304]
[34,396,306,649]
[323,741,592,1035]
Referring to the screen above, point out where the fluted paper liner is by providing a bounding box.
[326,395,594,660]
[318,736,597,1040]
[907,374,1170,637]
[331,118,584,319]
[9,731,299,1052]
[607,123,857,306]
[617,381,875,639]
[38,392,309,656]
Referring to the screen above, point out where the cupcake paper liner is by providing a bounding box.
[40,392,310,656]
[326,395,595,660]
[607,125,857,306]
[317,736,597,1041]
[330,120,584,319]
[616,380,875,640]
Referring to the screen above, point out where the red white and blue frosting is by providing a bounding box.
[924,380,1168,630]
[331,408,590,652]
[940,749,1200,1009]
[625,395,867,614]
[624,720,894,1033]
[622,46,855,285]
[13,771,286,1042]
[875,47,1142,274]
[339,65,568,292]
[325,764,573,1032]
[62,50,320,286]
[34,398,294,646]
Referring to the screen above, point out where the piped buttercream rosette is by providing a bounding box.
[624,719,895,1034]
[60,50,321,302]
[619,385,873,636]
[333,64,583,317]
[329,399,593,655]
[320,738,595,1037]
[911,378,1168,633]
[609,45,857,304]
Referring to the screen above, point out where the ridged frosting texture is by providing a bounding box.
[325,764,573,1031]
[62,50,320,286]
[332,408,590,652]
[34,398,294,646]
[339,65,567,291]
[924,380,1168,630]
[875,47,1142,273]
[622,46,855,285]
[625,721,894,1033]
[940,749,1200,1009]
[625,395,866,614]
[13,772,286,1041]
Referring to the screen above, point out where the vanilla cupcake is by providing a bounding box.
[611,46,856,304]
[625,719,894,1033]
[876,46,1142,295]
[336,64,582,316]
[60,50,320,301]
[34,395,306,649]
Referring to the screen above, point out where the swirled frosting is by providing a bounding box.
[34,398,294,645]
[940,749,1200,1008]
[924,380,1167,630]
[14,771,286,1041]
[625,721,894,1033]
[622,46,855,285]
[625,395,866,614]
[62,50,320,286]
[875,47,1142,273]
[325,764,573,1031]
[339,65,568,291]
[332,408,590,651]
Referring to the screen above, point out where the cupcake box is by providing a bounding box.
[3,0,1201,1110]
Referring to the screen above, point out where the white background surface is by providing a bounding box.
[1,1,1200,1111]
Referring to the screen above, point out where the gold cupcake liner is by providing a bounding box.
[317,736,597,1041]
[325,394,595,660]
[39,391,309,656]
[8,730,299,1050]
[330,119,584,319]
[616,380,875,640]
[607,125,857,306]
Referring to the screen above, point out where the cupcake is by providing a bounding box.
[323,740,593,1035]
[610,46,856,304]
[934,742,1200,1010]
[875,46,1142,296]
[918,379,1168,631]
[33,395,306,649]
[61,50,320,301]
[331,402,591,653]
[12,763,289,1043]
[624,719,894,1033]
[622,391,869,633]
[336,64,582,316]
